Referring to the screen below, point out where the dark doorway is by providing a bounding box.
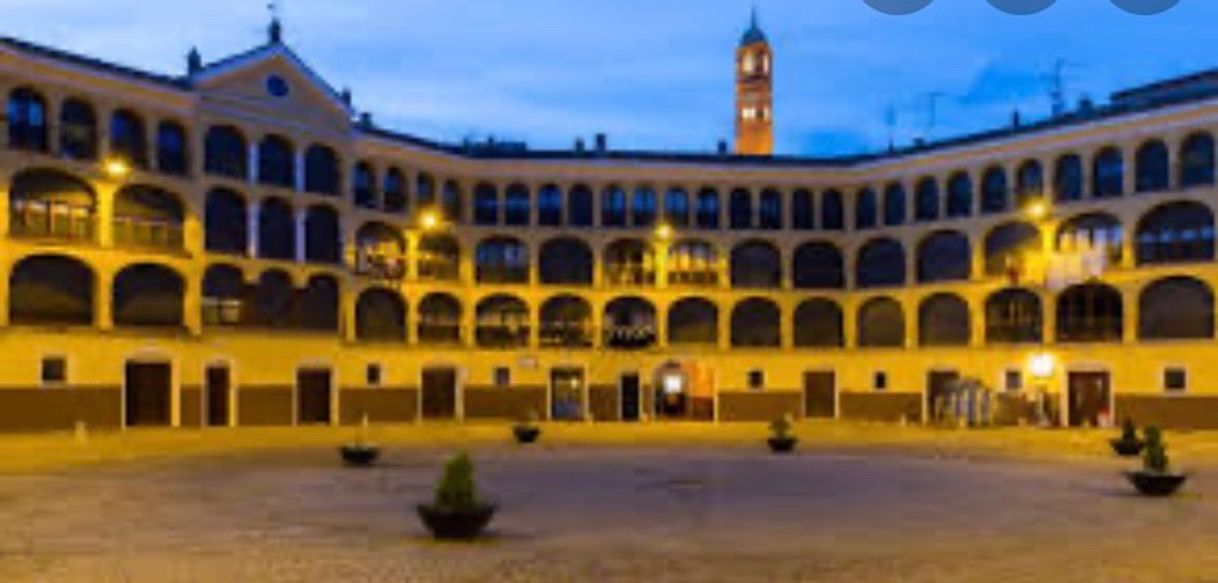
[803,371,837,419]
[422,367,458,420]
[550,368,585,421]
[205,365,230,427]
[296,368,332,425]
[927,371,960,424]
[620,373,641,422]
[1068,372,1112,427]
[125,362,171,427]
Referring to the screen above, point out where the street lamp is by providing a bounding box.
[1028,351,1055,427]
[103,158,131,179]
[418,209,441,232]
[654,222,673,242]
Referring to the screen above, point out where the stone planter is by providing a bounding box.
[767,436,798,454]
[339,444,381,467]
[1110,438,1145,457]
[1124,471,1188,497]
[512,425,541,444]
[417,504,497,540]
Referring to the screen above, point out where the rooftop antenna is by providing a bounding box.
[885,103,897,152]
[1047,59,1073,117]
[267,1,283,44]
[924,91,944,140]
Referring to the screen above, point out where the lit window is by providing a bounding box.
[1005,370,1024,392]
[494,367,511,388]
[366,363,382,387]
[873,372,888,392]
[1164,368,1187,392]
[747,370,765,391]
[742,107,757,121]
[41,357,66,386]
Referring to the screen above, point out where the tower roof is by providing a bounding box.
[740,8,767,47]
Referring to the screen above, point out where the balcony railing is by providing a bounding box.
[476,324,530,348]
[539,322,593,348]
[985,322,1042,344]
[10,202,93,242]
[604,324,657,349]
[668,270,718,287]
[112,217,184,251]
[418,322,462,344]
[604,266,654,286]
[356,251,406,280]
[1057,318,1123,343]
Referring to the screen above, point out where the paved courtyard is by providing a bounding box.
[0,436,1216,582]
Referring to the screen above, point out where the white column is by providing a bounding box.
[247,200,260,258]
[294,151,306,192]
[247,143,259,185]
[294,208,307,263]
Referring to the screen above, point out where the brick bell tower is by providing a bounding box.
[735,8,773,156]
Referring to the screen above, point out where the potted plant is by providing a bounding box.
[1124,426,1188,497]
[1109,418,1144,457]
[512,410,541,444]
[767,414,798,454]
[339,414,381,467]
[417,453,497,540]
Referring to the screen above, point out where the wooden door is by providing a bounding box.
[205,366,230,427]
[803,371,837,419]
[125,362,171,427]
[1068,372,1111,427]
[422,368,457,420]
[296,368,332,425]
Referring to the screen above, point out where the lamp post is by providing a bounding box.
[1028,351,1055,428]
[1022,197,1056,428]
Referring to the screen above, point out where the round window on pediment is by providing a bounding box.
[266,75,291,98]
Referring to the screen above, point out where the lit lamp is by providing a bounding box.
[1028,352,1055,427]
[418,209,441,232]
[103,158,131,179]
[654,222,673,242]
[1024,199,1049,222]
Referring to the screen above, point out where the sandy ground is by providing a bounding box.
[0,436,1215,582]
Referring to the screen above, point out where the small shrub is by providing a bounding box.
[770,414,794,440]
[1142,426,1170,473]
[1119,418,1139,443]
[517,409,540,428]
[434,453,481,511]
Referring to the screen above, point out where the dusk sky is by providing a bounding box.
[3,0,1215,156]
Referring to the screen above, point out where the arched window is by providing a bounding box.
[668,297,719,345]
[984,221,1040,276]
[668,240,718,286]
[601,185,627,227]
[918,293,970,346]
[476,295,530,348]
[202,264,249,327]
[759,188,782,230]
[475,237,529,284]
[793,299,843,348]
[474,183,499,225]
[418,234,460,281]
[915,177,939,222]
[856,238,906,288]
[696,188,721,229]
[353,162,377,209]
[946,172,973,218]
[883,183,906,226]
[112,264,184,328]
[1057,212,1124,265]
[383,168,407,214]
[917,231,971,283]
[1053,154,1084,202]
[9,169,95,242]
[538,184,563,226]
[156,121,188,175]
[632,186,657,227]
[793,242,844,289]
[1140,277,1214,340]
[1056,283,1123,343]
[304,205,341,264]
[113,185,184,251]
[981,166,1008,213]
[731,298,781,348]
[297,275,339,332]
[418,293,462,344]
[356,288,407,342]
[304,144,340,195]
[791,189,814,230]
[257,134,294,188]
[605,297,657,349]
[1180,132,1215,188]
[1135,140,1169,193]
[985,288,1042,344]
[857,297,904,348]
[59,99,97,160]
[441,180,463,222]
[204,125,247,180]
[205,188,247,254]
[540,295,592,348]
[539,238,593,285]
[821,189,844,230]
[729,188,753,230]
[1092,147,1124,198]
[730,240,781,288]
[109,110,147,169]
[1015,160,1044,208]
[604,239,654,286]
[415,172,435,207]
[1136,201,1215,265]
[7,87,48,152]
[9,255,94,325]
[257,198,295,261]
[855,188,877,230]
[665,188,690,227]
[568,184,593,227]
[252,270,294,327]
[505,183,531,226]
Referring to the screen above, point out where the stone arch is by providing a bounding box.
[730,297,781,348]
[856,238,906,288]
[418,293,463,344]
[112,263,184,327]
[475,294,530,348]
[475,236,529,284]
[539,238,594,285]
[9,254,94,325]
[1056,283,1123,343]
[985,288,1042,344]
[9,168,96,241]
[605,296,658,349]
[668,297,719,345]
[793,241,844,289]
[1139,277,1214,340]
[793,298,843,348]
[539,295,593,347]
[356,288,407,342]
[730,240,781,288]
[918,293,970,346]
[858,297,904,348]
[1135,201,1214,265]
[917,230,971,283]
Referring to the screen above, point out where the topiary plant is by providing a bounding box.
[1120,418,1139,443]
[434,453,481,511]
[770,414,794,440]
[1142,425,1170,474]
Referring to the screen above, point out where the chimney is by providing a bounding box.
[717,140,729,155]
[594,133,607,153]
[359,112,373,128]
[1011,109,1022,128]
[574,138,586,153]
[186,47,202,76]
[1078,95,1095,115]
[913,137,926,148]
[340,88,353,107]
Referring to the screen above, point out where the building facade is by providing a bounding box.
[1,22,1217,433]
